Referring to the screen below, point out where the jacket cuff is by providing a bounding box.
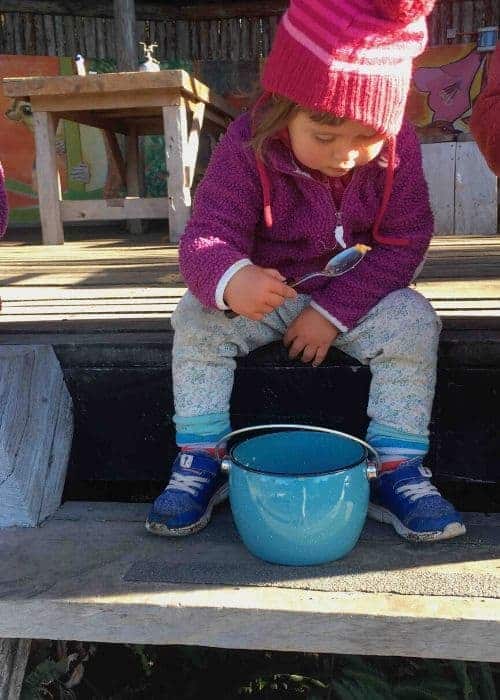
[310,301,348,333]
[215,258,253,309]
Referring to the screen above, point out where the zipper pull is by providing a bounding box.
[334,212,346,248]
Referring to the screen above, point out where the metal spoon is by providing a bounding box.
[224,244,370,318]
[288,243,370,288]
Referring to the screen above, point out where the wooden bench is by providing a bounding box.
[0,503,498,665]
[2,70,237,244]
[0,235,499,697]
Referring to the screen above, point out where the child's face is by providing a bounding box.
[287,111,386,177]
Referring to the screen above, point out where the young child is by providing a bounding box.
[146,0,466,543]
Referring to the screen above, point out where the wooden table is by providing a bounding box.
[2,70,237,244]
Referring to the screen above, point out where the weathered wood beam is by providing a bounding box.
[114,0,138,71]
[0,0,287,20]
[0,346,73,528]
[0,639,31,700]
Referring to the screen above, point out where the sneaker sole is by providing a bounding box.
[144,482,229,537]
[368,503,466,542]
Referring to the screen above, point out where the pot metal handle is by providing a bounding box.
[215,423,380,475]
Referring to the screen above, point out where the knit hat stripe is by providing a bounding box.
[284,14,418,75]
[289,5,426,63]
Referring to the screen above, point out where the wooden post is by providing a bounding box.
[113,0,138,72]
[126,125,144,234]
[33,111,64,245]
[163,101,192,243]
[0,346,73,528]
[0,639,31,700]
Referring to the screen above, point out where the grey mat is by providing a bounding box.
[124,511,500,598]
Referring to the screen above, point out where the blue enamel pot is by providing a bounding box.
[219,424,379,566]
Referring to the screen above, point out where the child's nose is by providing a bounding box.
[332,143,359,166]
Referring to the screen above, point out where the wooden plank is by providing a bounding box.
[199,19,209,60]
[3,13,15,54]
[136,20,146,52]
[261,16,271,56]
[104,17,116,60]
[0,506,498,661]
[33,13,46,55]
[95,17,106,59]
[83,17,97,59]
[43,13,56,55]
[455,141,497,235]
[209,19,220,60]
[163,101,191,242]
[0,346,72,528]
[148,19,157,46]
[32,111,64,245]
[30,90,180,112]
[240,17,250,60]
[421,143,456,235]
[113,0,138,71]
[0,639,31,700]
[220,17,229,58]
[0,1,287,21]
[12,13,24,55]
[63,14,76,57]
[176,20,190,59]
[60,196,169,221]
[156,20,167,61]
[23,13,36,55]
[3,71,239,118]
[0,235,497,332]
[54,14,65,56]
[229,17,240,61]
[250,17,260,58]
[73,15,85,55]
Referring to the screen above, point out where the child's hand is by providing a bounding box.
[283,306,339,366]
[224,265,297,320]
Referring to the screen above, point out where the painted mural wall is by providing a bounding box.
[0,44,492,224]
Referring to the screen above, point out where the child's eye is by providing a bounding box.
[314,135,335,143]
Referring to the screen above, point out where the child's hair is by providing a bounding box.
[250,93,344,160]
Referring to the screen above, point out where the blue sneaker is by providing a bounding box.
[145,452,228,536]
[368,458,466,542]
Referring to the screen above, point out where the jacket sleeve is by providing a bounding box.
[310,123,433,330]
[470,42,500,176]
[178,122,262,308]
[0,162,8,239]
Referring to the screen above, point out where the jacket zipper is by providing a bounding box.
[272,156,359,251]
[327,169,359,250]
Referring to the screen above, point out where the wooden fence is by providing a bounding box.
[0,0,498,60]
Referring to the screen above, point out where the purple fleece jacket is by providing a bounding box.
[0,162,8,238]
[179,113,433,330]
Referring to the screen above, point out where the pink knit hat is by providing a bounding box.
[261,0,436,135]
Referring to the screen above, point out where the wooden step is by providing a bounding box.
[0,502,498,661]
[1,234,499,332]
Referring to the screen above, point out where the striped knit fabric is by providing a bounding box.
[367,421,428,473]
[262,0,436,135]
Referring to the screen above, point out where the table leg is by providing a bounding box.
[126,126,144,234]
[33,111,64,245]
[162,102,191,243]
